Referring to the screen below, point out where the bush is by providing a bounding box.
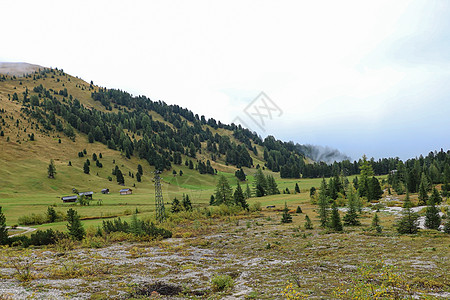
[29,229,58,246]
[18,213,46,225]
[211,274,234,292]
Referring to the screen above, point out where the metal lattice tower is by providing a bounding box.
[154,170,166,223]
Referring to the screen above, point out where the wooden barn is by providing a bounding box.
[101,188,109,194]
[119,188,132,195]
[78,191,94,199]
[61,195,78,203]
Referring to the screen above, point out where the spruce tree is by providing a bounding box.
[371,213,382,233]
[418,181,428,206]
[425,198,441,230]
[295,183,300,193]
[66,208,85,241]
[343,187,360,226]
[209,195,215,205]
[171,197,182,213]
[47,159,56,179]
[47,206,57,223]
[304,214,313,229]
[0,207,8,245]
[429,187,442,205]
[281,202,292,223]
[266,175,280,195]
[396,194,419,234]
[234,182,248,210]
[330,201,343,231]
[215,175,233,206]
[317,178,329,227]
[245,183,252,199]
[253,168,267,197]
[182,194,192,211]
[83,161,90,174]
[296,206,302,213]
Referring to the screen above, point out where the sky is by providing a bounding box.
[1,0,450,161]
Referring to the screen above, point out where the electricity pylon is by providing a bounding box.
[154,170,166,223]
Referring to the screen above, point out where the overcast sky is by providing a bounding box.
[1,0,449,161]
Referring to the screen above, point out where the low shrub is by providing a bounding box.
[211,274,234,292]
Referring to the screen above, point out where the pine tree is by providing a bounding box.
[182,194,192,211]
[137,164,143,175]
[254,168,267,197]
[418,181,428,206]
[266,175,280,195]
[245,183,252,199]
[209,195,215,205]
[83,161,90,174]
[0,207,8,245]
[66,208,85,241]
[171,197,182,213]
[343,187,360,226]
[47,159,56,178]
[281,202,292,223]
[429,187,442,205]
[358,155,374,198]
[317,178,329,227]
[234,182,248,210]
[295,183,300,193]
[304,214,313,229]
[329,201,343,231]
[215,175,233,206]
[371,213,382,233]
[296,206,302,213]
[136,172,141,182]
[47,206,57,223]
[116,169,124,185]
[425,197,441,230]
[396,194,419,234]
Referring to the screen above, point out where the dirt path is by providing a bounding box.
[7,226,37,237]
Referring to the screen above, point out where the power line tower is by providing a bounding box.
[154,170,166,223]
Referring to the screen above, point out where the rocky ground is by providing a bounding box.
[0,212,449,299]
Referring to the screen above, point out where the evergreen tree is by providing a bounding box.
[396,194,419,234]
[429,187,442,205]
[116,169,124,185]
[233,182,248,210]
[281,202,292,223]
[304,214,313,229]
[215,175,233,205]
[47,206,57,223]
[425,198,441,230]
[83,161,90,174]
[329,201,343,231]
[235,168,246,181]
[66,208,85,241]
[0,207,8,245]
[295,183,300,193]
[136,172,141,182]
[47,159,56,179]
[171,197,182,213]
[358,155,374,198]
[209,195,215,205]
[182,194,192,211]
[253,168,267,197]
[296,206,302,213]
[343,187,360,226]
[367,177,383,201]
[137,164,143,175]
[371,213,382,233]
[266,175,280,195]
[418,180,428,206]
[317,178,329,227]
[245,183,252,199]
